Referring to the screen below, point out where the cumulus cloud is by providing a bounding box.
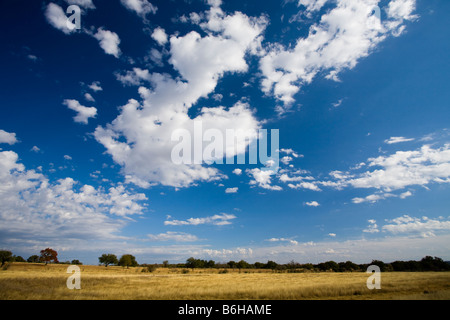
[88,81,103,92]
[382,215,450,238]
[345,144,450,191]
[92,28,121,58]
[96,4,267,188]
[64,0,96,10]
[151,27,168,45]
[45,3,76,35]
[63,99,97,124]
[260,0,418,112]
[247,168,282,191]
[120,0,157,18]
[225,187,238,193]
[0,150,147,245]
[0,130,18,145]
[305,201,320,207]
[363,219,380,233]
[232,168,242,175]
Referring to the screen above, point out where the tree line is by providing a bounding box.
[1,249,449,272]
[178,256,450,272]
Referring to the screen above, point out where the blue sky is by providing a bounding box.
[1,0,449,265]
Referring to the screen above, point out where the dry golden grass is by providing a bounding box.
[1,263,449,300]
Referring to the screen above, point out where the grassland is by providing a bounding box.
[1,263,449,300]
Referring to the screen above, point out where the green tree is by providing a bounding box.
[118,254,138,268]
[0,250,13,267]
[98,254,118,267]
[27,255,40,263]
[265,260,278,270]
[236,260,250,270]
[71,259,82,265]
[13,255,26,262]
[39,248,58,265]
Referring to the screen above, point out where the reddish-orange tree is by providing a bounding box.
[39,248,59,264]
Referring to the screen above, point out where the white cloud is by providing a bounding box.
[260,0,418,110]
[382,215,450,238]
[30,146,40,153]
[115,68,151,86]
[280,156,293,165]
[147,231,199,242]
[232,168,242,175]
[120,0,157,18]
[45,3,76,35]
[328,233,336,237]
[363,219,379,233]
[225,187,238,194]
[88,81,103,92]
[352,192,394,204]
[305,201,320,207]
[164,213,236,226]
[332,99,343,108]
[64,155,72,160]
[151,27,168,45]
[384,136,415,144]
[92,28,121,58]
[0,150,147,246]
[63,99,97,124]
[64,0,96,9]
[279,148,302,158]
[266,237,298,245]
[297,0,328,13]
[247,168,282,191]
[288,181,321,191]
[346,144,450,192]
[84,93,95,102]
[0,130,18,145]
[95,5,267,188]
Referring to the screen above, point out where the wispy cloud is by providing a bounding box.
[164,213,236,226]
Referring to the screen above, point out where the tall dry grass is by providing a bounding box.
[1,263,449,300]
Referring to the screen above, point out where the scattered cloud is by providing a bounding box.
[147,231,199,242]
[92,28,121,58]
[95,3,267,188]
[0,150,147,245]
[84,93,95,102]
[305,201,320,207]
[225,187,238,193]
[247,168,282,191]
[266,237,298,245]
[382,215,450,238]
[0,130,18,145]
[164,213,236,226]
[151,27,168,45]
[121,0,157,17]
[363,219,380,233]
[384,136,415,144]
[88,81,103,92]
[63,99,97,124]
[232,168,242,175]
[64,0,96,10]
[260,0,418,111]
[45,3,76,35]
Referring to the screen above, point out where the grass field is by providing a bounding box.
[1,263,449,300]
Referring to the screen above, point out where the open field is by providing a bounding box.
[1,263,449,300]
